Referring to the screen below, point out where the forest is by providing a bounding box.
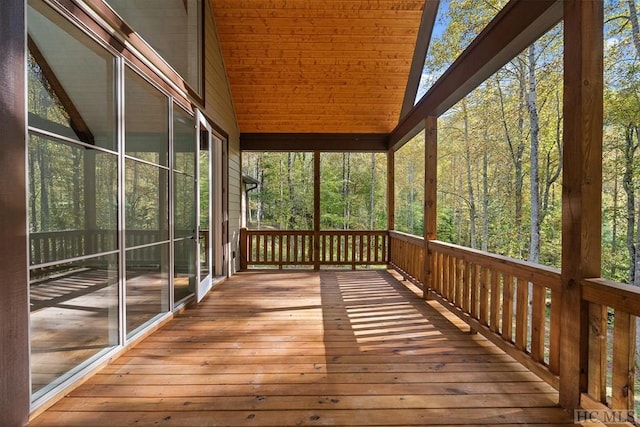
[243,0,640,290]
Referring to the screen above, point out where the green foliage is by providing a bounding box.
[243,152,387,231]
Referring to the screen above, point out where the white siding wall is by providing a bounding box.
[202,2,241,273]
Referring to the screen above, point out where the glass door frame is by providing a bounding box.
[195,110,226,301]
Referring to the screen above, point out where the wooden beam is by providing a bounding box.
[423,117,437,299]
[559,0,603,410]
[240,133,389,152]
[28,35,95,145]
[389,0,563,150]
[0,0,29,425]
[400,0,439,119]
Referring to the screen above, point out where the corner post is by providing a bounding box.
[560,0,603,410]
[0,0,30,424]
[387,148,395,267]
[424,117,437,299]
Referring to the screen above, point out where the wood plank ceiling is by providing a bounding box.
[210,0,425,134]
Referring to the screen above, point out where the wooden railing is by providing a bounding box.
[239,228,388,269]
[427,239,562,388]
[581,278,639,420]
[388,231,639,421]
[388,231,425,285]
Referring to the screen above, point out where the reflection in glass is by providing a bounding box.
[28,0,116,150]
[174,106,196,176]
[199,144,211,278]
[28,134,118,265]
[125,159,169,245]
[104,0,202,95]
[30,253,119,397]
[126,243,170,335]
[125,67,169,166]
[174,238,196,303]
[175,172,196,239]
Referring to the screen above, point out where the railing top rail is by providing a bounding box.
[429,239,561,291]
[245,229,388,235]
[388,230,425,245]
[582,277,640,317]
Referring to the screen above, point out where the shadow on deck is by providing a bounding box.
[31,270,577,426]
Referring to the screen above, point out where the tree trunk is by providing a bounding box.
[612,149,620,278]
[527,44,541,263]
[482,146,489,252]
[623,125,636,283]
[462,100,477,249]
[256,157,263,229]
[410,158,416,234]
[342,153,351,230]
[496,75,525,257]
[369,153,376,230]
[287,152,295,229]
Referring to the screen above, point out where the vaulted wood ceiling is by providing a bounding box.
[210,0,426,135]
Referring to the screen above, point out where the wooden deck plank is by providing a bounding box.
[31,270,577,426]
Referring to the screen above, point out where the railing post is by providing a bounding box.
[423,116,437,300]
[239,228,247,270]
[560,0,603,410]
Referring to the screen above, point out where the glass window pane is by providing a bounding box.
[28,134,118,266]
[126,243,170,335]
[125,67,169,166]
[173,105,196,176]
[125,159,169,245]
[174,238,196,303]
[174,172,196,239]
[28,0,116,150]
[104,0,202,95]
[30,253,119,397]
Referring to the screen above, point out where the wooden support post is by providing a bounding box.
[387,149,395,267]
[313,151,320,270]
[424,116,437,299]
[0,1,30,424]
[560,0,603,410]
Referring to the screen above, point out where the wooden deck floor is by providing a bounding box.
[31,270,578,426]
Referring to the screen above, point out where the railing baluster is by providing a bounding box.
[502,274,514,342]
[549,289,561,374]
[470,264,479,319]
[490,270,500,334]
[449,255,454,302]
[612,311,636,411]
[462,260,470,313]
[530,284,546,363]
[480,267,489,326]
[587,302,608,403]
[515,277,528,352]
